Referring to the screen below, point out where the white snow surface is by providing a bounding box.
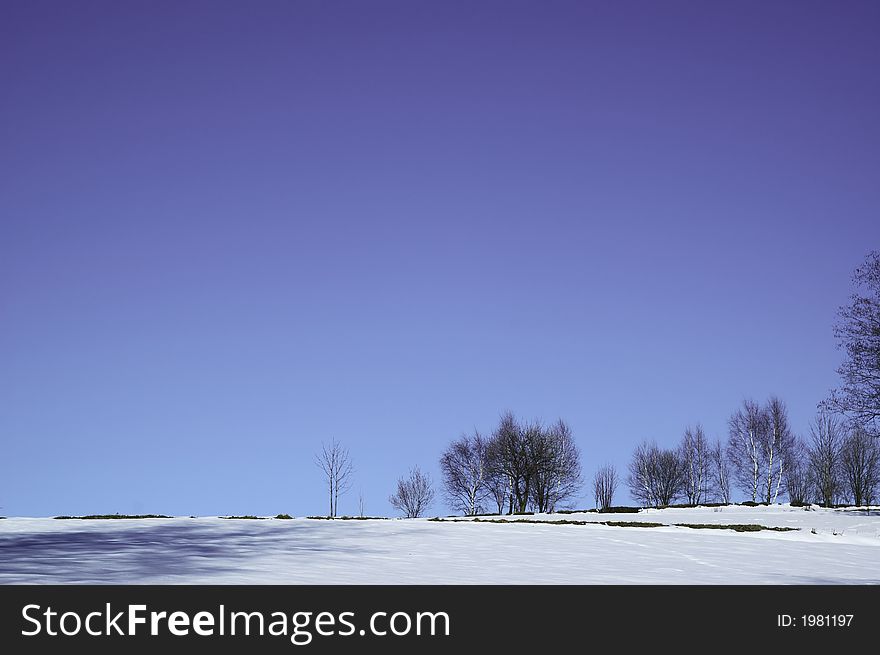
[1,505,878,584]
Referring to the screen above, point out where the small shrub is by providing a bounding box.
[598,506,641,514]
[274,514,294,520]
[220,515,266,520]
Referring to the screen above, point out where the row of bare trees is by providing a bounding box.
[621,396,880,509]
[785,416,880,507]
[321,404,877,519]
[439,412,583,516]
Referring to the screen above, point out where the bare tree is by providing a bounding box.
[593,464,618,511]
[389,467,435,518]
[840,426,880,506]
[487,412,532,514]
[627,441,684,508]
[679,424,710,505]
[727,399,766,502]
[358,489,365,518]
[315,439,354,518]
[710,439,732,504]
[440,430,492,516]
[485,467,510,515]
[784,438,813,506]
[808,413,843,507]
[486,412,582,514]
[529,419,582,513]
[824,251,880,437]
[761,397,795,504]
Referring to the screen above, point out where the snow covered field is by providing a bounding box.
[1,505,878,584]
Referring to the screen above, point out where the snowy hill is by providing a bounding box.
[1,505,878,584]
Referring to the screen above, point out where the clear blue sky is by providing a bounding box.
[2,1,878,516]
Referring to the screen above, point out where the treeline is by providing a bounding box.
[624,398,879,510]
[335,252,880,518]
[434,399,880,518]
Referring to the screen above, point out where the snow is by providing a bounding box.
[1,505,878,584]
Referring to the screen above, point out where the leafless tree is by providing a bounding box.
[679,424,710,505]
[358,489,365,518]
[593,464,618,511]
[727,399,767,502]
[784,438,813,505]
[487,413,582,514]
[761,396,795,504]
[315,438,354,518]
[485,468,510,515]
[808,413,844,507]
[627,441,684,508]
[389,467,435,518]
[824,251,880,437]
[440,430,492,516]
[487,412,532,514]
[529,419,582,513]
[710,439,732,504]
[840,426,880,506]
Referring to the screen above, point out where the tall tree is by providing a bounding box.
[762,397,795,504]
[784,438,814,506]
[315,438,354,518]
[825,251,880,437]
[529,419,582,513]
[808,414,843,507]
[840,427,880,506]
[440,430,492,516]
[727,400,766,502]
[710,439,732,504]
[679,424,710,505]
[487,412,533,514]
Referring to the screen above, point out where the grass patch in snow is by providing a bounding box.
[675,523,798,532]
[430,517,796,532]
[430,517,664,528]
[306,515,388,520]
[339,516,388,520]
[548,506,645,514]
[54,514,172,520]
[220,516,266,520]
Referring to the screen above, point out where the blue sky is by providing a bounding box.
[1,1,878,516]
